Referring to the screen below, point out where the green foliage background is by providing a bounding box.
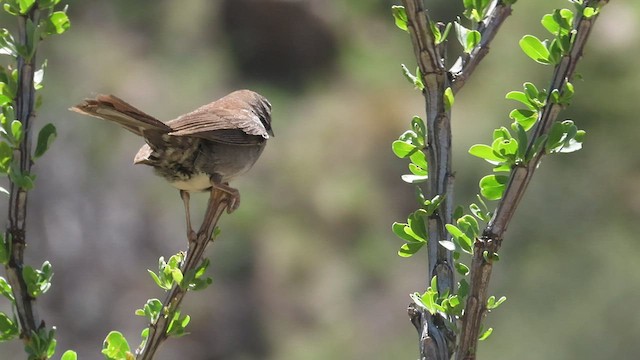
[1,0,639,359]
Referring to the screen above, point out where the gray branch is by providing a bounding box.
[136,190,232,360]
[456,2,609,359]
[5,4,43,342]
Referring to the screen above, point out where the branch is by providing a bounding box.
[5,4,42,342]
[456,2,609,359]
[450,1,514,93]
[136,189,232,360]
[401,1,453,358]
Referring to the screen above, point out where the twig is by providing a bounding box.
[450,2,514,93]
[401,0,515,358]
[5,4,43,342]
[137,189,232,360]
[456,2,609,359]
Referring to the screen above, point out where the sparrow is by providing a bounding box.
[70,89,273,236]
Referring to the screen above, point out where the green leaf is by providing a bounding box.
[0,312,18,341]
[408,209,428,241]
[479,327,493,341]
[519,35,551,65]
[492,138,518,159]
[433,22,452,45]
[409,149,428,170]
[455,262,470,276]
[61,350,78,360]
[465,30,481,53]
[541,14,561,35]
[47,11,70,35]
[401,64,424,91]
[409,163,427,176]
[34,123,56,159]
[469,144,505,164]
[392,140,418,158]
[10,120,23,144]
[102,331,132,360]
[0,29,18,57]
[445,224,473,254]
[457,214,479,239]
[509,109,537,131]
[0,142,11,174]
[512,122,528,160]
[583,6,597,18]
[505,91,535,110]
[18,0,35,14]
[391,5,408,32]
[392,222,423,243]
[0,276,14,302]
[487,295,507,310]
[22,261,53,298]
[444,87,454,110]
[398,242,425,257]
[479,174,509,201]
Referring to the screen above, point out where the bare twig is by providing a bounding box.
[5,4,43,342]
[456,2,609,359]
[137,189,232,360]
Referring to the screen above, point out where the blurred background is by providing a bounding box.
[1,0,639,359]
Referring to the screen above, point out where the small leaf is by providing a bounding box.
[469,144,505,163]
[409,149,428,170]
[444,87,454,110]
[455,262,470,276]
[34,123,56,159]
[445,224,473,254]
[505,91,535,110]
[391,6,408,32]
[583,7,596,18]
[479,327,493,341]
[392,140,418,158]
[465,30,481,53]
[10,120,23,143]
[47,11,70,35]
[479,174,509,201]
[0,312,18,341]
[509,109,537,131]
[102,331,132,360]
[519,35,551,65]
[61,350,78,360]
[18,0,35,14]
[398,242,425,257]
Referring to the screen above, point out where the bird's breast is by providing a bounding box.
[169,172,212,191]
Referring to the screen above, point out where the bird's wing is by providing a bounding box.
[167,103,270,145]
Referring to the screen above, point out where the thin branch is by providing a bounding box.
[5,5,43,342]
[137,189,232,360]
[450,1,514,93]
[402,0,453,358]
[456,2,609,359]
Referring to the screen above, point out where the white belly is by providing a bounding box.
[170,172,211,191]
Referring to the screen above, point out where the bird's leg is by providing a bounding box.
[210,182,240,213]
[180,190,197,242]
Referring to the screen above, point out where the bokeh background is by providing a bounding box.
[1,0,639,359]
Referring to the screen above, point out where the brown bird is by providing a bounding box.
[70,90,273,236]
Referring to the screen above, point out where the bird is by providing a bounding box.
[70,90,273,237]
